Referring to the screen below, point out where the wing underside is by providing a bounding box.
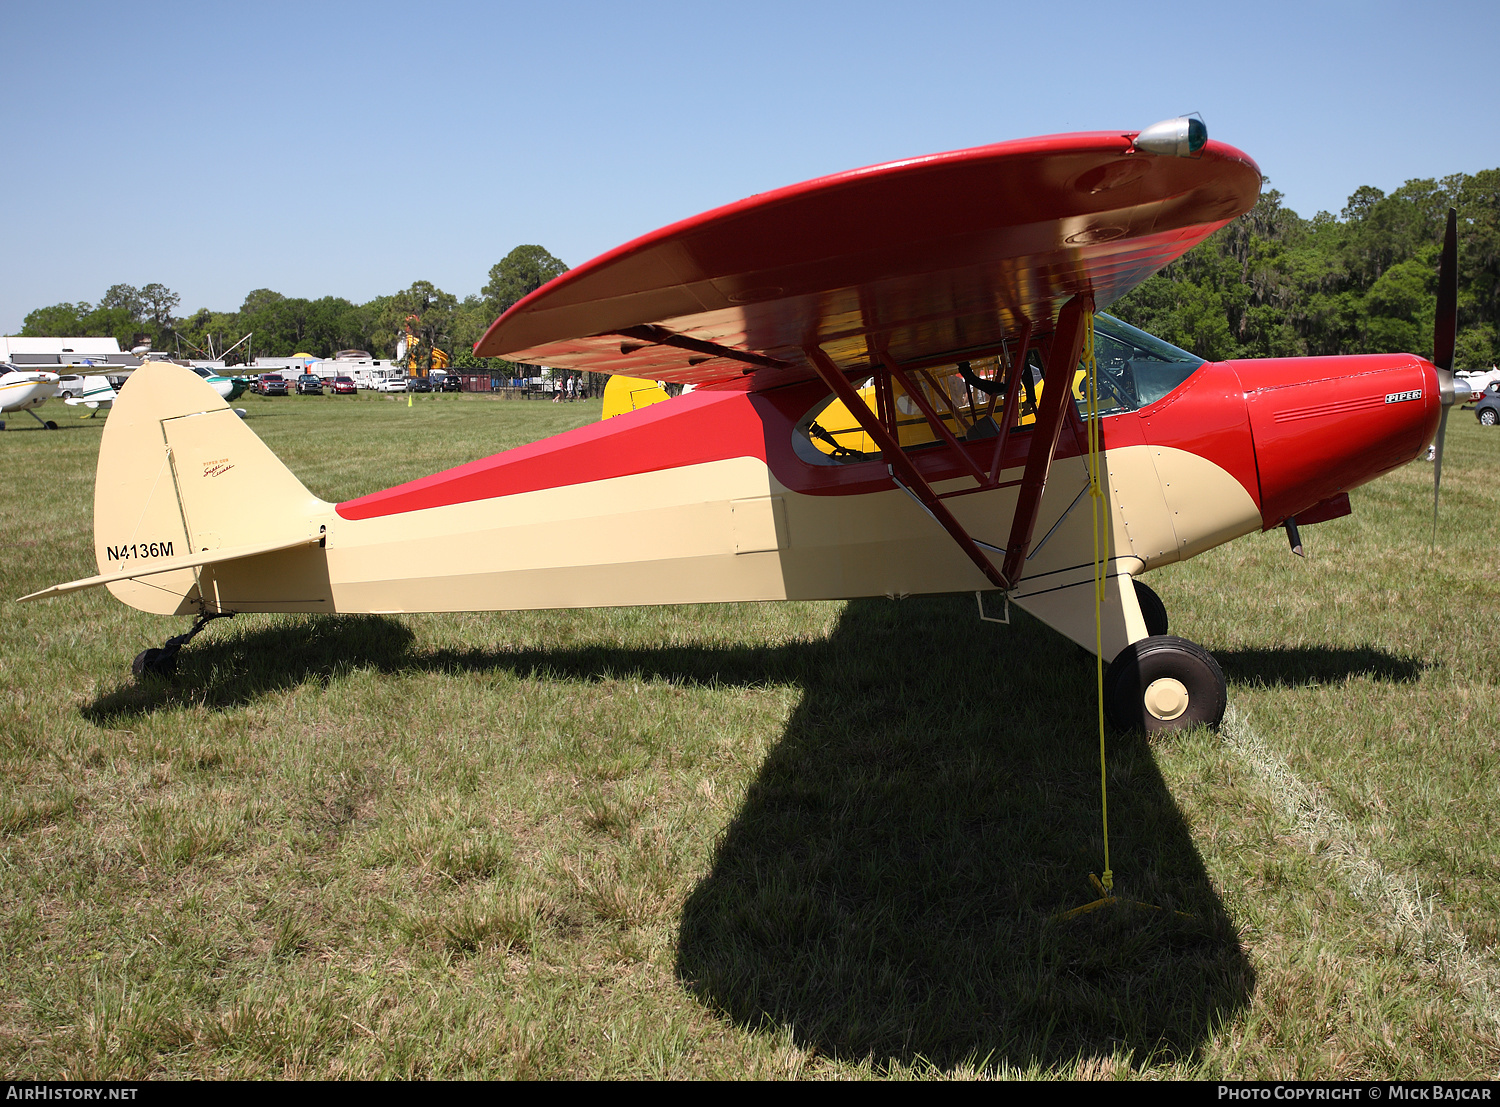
[477,131,1260,389]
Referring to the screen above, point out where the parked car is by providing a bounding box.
[1475,384,1500,426]
[438,376,461,392]
[296,374,323,395]
[330,376,357,394]
[407,377,433,393]
[259,376,289,396]
[375,377,407,393]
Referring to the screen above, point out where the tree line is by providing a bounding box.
[1110,168,1500,369]
[18,167,1500,372]
[16,245,568,371]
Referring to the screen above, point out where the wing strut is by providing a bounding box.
[803,344,1011,590]
[804,295,1090,593]
[612,325,796,373]
[1001,295,1093,585]
[881,357,991,486]
[986,317,1032,480]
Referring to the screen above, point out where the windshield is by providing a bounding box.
[1089,313,1205,412]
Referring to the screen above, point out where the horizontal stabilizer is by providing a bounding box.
[17,535,322,603]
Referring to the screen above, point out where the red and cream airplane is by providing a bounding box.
[21,118,1460,732]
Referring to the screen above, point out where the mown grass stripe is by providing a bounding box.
[1219,702,1500,1030]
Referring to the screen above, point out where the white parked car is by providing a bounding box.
[375,378,408,393]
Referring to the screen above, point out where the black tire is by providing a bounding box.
[1480,408,1498,427]
[44,421,57,430]
[1133,579,1169,638]
[1103,635,1226,734]
[131,648,176,680]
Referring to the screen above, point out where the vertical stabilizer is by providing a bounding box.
[95,362,331,615]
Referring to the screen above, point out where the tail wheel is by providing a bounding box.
[1133,579,1169,637]
[1104,635,1226,733]
[131,648,176,680]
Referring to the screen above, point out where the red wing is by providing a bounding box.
[475,130,1261,389]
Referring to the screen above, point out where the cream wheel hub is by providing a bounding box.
[1143,677,1189,721]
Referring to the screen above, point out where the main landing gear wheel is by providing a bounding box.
[1103,635,1226,734]
[44,420,57,430]
[1133,579,1169,638]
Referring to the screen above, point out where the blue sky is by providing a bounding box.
[2,0,1496,334]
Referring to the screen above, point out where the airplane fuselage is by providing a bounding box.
[93,352,1439,665]
[0,370,60,414]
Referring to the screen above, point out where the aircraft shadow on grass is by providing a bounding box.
[3,421,99,434]
[1214,646,1425,688]
[78,598,1416,1070]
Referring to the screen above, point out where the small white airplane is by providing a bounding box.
[1456,368,1500,401]
[187,366,240,403]
[0,365,61,430]
[59,374,119,415]
[130,354,242,402]
[67,363,244,414]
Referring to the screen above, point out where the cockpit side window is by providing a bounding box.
[792,349,1048,466]
[791,315,1206,465]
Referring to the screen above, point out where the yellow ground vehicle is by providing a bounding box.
[601,375,673,419]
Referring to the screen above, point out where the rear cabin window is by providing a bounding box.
[792,314,1205,465]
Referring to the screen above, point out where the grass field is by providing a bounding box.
[2,388,1499,1079]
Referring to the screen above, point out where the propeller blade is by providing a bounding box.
[1433,405,1449,547]
[1432,208,1459,547]
[1435,208,1458,373]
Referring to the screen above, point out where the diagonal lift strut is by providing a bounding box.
[803,344,1010,590]
[1001,294,1093,586]
[801,293,1092,594]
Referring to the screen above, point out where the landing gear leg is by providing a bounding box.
[25,409,58,430]
[1103,635,1226,734]
[1132,579,1169,637]
[132,610,236,680]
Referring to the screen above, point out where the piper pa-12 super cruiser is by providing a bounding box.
[20,118,1463,733]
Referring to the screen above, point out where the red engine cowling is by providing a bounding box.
[1223,353,1440,528]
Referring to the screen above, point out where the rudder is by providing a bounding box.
[96,362,331,614]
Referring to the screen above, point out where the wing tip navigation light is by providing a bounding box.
[1133,115,1207,157]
